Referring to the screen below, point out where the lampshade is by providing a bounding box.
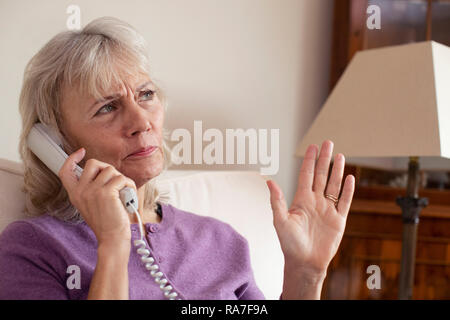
[295,41,450,170]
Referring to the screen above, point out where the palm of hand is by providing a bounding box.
[267,141,355,274]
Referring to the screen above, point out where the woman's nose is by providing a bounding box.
[124,100,152,136]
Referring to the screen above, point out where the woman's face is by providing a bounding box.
[60,73,165,188]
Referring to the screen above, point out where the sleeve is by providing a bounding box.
[0,221,69,300]
[227,227,266,300]
[237,277,266,300]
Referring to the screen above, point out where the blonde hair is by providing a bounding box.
[18,17,173,223]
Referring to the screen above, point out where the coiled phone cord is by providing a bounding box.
[129,203,181,300]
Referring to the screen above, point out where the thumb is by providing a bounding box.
[266,180,288,223]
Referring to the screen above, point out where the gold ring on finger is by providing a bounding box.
[324,193,339,206]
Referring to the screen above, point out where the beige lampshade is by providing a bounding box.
[296,41,450,169]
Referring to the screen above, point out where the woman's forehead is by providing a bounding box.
[61,74,153,112]
[91,79,153,105]
[95,76,152,96]
[69,73,152,98]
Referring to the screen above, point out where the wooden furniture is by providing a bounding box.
[323,184,450,299]
[330,0,450,92]
[322,165,450,299]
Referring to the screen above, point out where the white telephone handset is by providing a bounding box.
[27,123,138,214]
[27,123,180,300]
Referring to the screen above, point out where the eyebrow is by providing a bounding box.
[89,81,153,111]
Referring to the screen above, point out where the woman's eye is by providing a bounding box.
[140,90,154,101]
[95,103,116,116]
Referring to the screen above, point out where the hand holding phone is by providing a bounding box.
[60,148,139,243]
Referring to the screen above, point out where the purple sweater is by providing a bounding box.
[0,202,265,300]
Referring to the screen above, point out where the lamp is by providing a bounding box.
[296,41,450,300]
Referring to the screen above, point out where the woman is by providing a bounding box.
[0,17,354,300]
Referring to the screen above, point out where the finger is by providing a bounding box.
[106,175,137,195]
[324,153,345,198]
[58,147,86,193]
[313,140,334,193]
[337,175,355,216]
[78,158,110,187]
[266,180,288,223]
[297,144,318,192]
[91,166,121,189]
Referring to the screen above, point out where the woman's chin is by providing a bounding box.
[125,164,164,187]
[119,150,164,185]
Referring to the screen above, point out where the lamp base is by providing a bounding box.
[396,196,428,300]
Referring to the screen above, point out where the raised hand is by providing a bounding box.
[266,140,355,276]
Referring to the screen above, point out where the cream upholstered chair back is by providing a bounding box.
[0,159,28,230]
[0,158,283,299]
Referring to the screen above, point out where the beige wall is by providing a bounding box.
[0,0,333,204]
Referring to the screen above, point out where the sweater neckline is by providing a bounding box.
[130,202,171,232]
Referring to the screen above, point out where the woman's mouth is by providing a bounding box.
[126,146,158,159]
